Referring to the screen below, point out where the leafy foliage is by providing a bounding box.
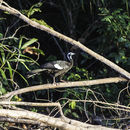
[98,8,130,65]
[22,2,53,29]
[0,35,44,93]
[22,2,43,18]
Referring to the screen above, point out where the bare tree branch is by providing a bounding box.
[0,101,64,117]
[0,116,44,125]
[0,2,129,79]
[0,77,127,100]
[68,100,130,112]
[0,109,118,130]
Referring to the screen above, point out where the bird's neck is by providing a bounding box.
[69,59,74,68]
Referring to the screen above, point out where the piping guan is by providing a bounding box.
[27,52,75,83]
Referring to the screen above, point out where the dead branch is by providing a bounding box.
[0,2,129,79]
[0,100,129,116]
[68,100,130,112]
[0,77,127,100]
[0,116,44,126]
[0,109,118,130]
[0,101,64,117]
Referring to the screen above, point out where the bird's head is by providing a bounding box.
[67,52,75,61]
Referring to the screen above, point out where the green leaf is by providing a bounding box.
[17,54,39,65]
[20,62,30,71]
[69,101,76,109]
[18,36,24,49]
[72,112,79,118]
[16,71,29,85]
[74,74,81,80]
[4,11,10,14]
[0,68,7,80]
[31,48,45,56]
[118,37,127,42]
[102,16,113,23]
[9,58,34,63]
[12,95,22,101]
[21,38,38,49]
[115,56,120,64]
[106,87,111,93]
[0,33,3,39]
[64,109,71,116]
[0,85,7,94]
[31,18,53,30]
[28,8,41,17]
[5,67,29,85]
[0,46,5,62]
[67,73,74,81]
[7,61,13,79]
[27,2,43,17]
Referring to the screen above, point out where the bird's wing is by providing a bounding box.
[41,60,70,70]
[41,62,57,69]
[56,61,71,69]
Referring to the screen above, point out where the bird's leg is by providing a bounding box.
[53,76,56,84]
[59,74,66,82]
[50,74,56,84]
[53,76,59,86]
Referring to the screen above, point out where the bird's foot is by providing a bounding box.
[60,79,66,82]
[52,81,59,86]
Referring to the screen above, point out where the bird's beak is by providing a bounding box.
[72,52,75,55]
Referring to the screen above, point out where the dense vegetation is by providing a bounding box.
[0,0,130,129]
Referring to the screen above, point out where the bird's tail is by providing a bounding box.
[27,69,46,78]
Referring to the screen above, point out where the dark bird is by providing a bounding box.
[27,52,75,83]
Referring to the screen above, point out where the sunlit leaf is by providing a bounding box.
[27,2,43,17]
[21,38,38,49]
[69,101,76,109]
[31,18,53,30]
[31,48,45,56]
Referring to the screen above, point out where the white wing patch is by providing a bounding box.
[54,64,63,70]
